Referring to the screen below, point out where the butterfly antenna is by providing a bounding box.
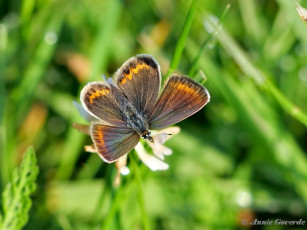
[148,136,154,143]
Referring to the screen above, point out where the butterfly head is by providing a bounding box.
[141,130,154,143]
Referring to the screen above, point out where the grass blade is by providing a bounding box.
[166,0,199,79]
[187,38,307,204]
[0,24,8,186]
[57,0,123,180]
[188,3,230,78]
[205,16,307,126]
[89,0,122,81]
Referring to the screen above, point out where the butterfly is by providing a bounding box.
[80,54,210,163]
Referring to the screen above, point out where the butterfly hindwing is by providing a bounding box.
[148,74,210,130]
[115,54,161,116]
[91,123,140,163]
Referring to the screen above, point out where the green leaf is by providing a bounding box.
[0,146,39,230]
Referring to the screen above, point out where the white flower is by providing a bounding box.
[134,142,169,171]
[134,127,180,171]
[297,3,307,21]
[146,126,180,160]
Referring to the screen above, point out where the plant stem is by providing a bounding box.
[130,153,150,230]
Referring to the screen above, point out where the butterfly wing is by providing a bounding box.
[148,74,210,130]
[115,54,161,116]
[81,81,132,127]
[91,123,140,163]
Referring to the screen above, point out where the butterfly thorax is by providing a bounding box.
[123,104,153,141]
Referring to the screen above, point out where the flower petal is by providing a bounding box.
[72,123,90,135]
[84,144,96,152]
[297,3,307,21]
[148,126,180,159]
[134,143,169,171]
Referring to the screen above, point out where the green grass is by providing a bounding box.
[1,0,307,229]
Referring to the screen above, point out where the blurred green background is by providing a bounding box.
[1,0,307,229]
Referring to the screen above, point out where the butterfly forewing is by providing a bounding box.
[148,74,210,130]
[91,123,140,163]
[115,54,161,116]
[81,82,130,127]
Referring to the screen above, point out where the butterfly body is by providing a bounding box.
[106,83,152,140]
[123,103,149,136]
[124,103,155,142]
[80,54,210,163]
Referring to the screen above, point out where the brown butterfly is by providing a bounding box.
[80,54,210,163]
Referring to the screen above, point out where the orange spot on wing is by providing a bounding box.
[89,88,110,103]
[120,62,150,85]
[96,127,105,145]
[120,77,127,85]
[171,82,196,94]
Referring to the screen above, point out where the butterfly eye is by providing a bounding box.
[141,131,151,139]
[141,131,154,143]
